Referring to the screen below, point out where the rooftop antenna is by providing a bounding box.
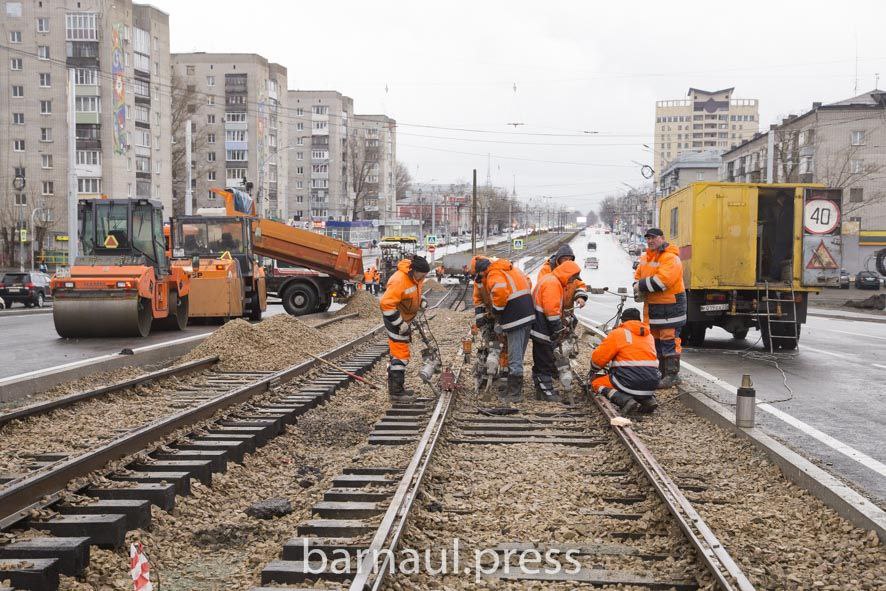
[507,82,525,128]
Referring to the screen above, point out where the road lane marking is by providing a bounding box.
[680,358,886,479]
[801,345,852,360]
[819,328,886,341]
[874,364,886,371]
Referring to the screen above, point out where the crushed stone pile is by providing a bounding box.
[337,290,380,319]
[182,315,335,371]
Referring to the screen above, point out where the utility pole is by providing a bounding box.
[185,118,193,215]
[507,198,512,258]
[471,169,477,254]
[67,68,78,264]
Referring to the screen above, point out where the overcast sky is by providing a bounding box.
[150,0,886,212]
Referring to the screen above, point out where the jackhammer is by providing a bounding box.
[413,311,442,385]
[472,320,508,397]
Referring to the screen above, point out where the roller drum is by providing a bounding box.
[53,297,153,338]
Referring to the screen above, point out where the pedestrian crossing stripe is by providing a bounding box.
[103,234,119,248]
[806,240,838,269]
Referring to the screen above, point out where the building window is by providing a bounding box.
[225,112,246,123]
[207,95,215,106]
[41,181,54,195]
[207,170,216,181]
[312,105,329,115]
[207,133,216,144]
[6,2,21,17]
[296,181,304,189]
[40,127,52,142]
[132,78,150,98]
[65,13,97,40]
[296,152,304,160]
[850,130,865,146]
[313,121,328,131]
[13,139,25,151]
[14,193,27,206]
[207,152,216,162]
[296,137,304,145]
[10,31,22,43]
[207,114,216,124]
[226,168,246,182]
[134,104,149,123]
[75,96,100,112]
[296,123,304,131]
[37,45,49,60]
[76,150,101,165]
[135,156,150,172]
[39,100,52,115]
[311,150,328,159]
[850,159,863,174]
[37,17,49,32]
[296,166,304,174]
[849,188,863,203]
[10,57,22,70]
[12,85,24,98]
[226,150,247,161]
[41,154,53,169]
[296,108,304,116]
[77,178,101,193]
[39,72,51,87]
[312,164,328,173]
[186,66,195,75]
[74,68,97,85]
[207,75,215,86]
[12,112,24,125]
[225,130,246,142]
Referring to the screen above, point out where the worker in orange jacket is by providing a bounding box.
[363,266,376,293]
[380,256,430,400]
[469,255,492,327]
[372,266,380,293]
[634,228,686,388]
[530,260,583,402]
[538,245,588,308]
[590,307,661,414]
[471,256,535,401]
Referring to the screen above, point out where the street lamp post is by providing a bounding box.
[30,205,47,271]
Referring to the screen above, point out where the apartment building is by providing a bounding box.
[658,150,721,197]
[171,53,288,219]
[286,91,354,221]
[0,0,171,267]
[654,87,758,185]
[352,114,397,224]
[721,90,886,272]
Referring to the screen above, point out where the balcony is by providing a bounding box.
[224,140,248,151]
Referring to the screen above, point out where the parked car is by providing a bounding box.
[585,257,599,269]
[838,269,851,289]
[855,271,881,290]
[0,271,52,307]
[587,242,597,251]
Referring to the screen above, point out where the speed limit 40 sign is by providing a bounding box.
[803,199,840,234]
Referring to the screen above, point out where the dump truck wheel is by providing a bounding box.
[281,284,317,316]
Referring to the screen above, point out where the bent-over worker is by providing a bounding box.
[589,307,660,414]
[538,244,588,308]
[633,228,686,388]
[380,255,430,400]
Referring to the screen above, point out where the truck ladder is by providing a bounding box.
[762,281,800,353]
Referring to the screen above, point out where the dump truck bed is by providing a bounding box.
[252,218,363,280]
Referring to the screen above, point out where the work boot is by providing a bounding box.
[607,389,637,414]
[507,374,524,403]
[388,369,414,401]
[637,395,659,414]
[621,398,640,415]
[656,356,680,389]
[532,374,545,401]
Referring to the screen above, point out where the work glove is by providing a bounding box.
[632,282,644,303]
[420,297,428,310]
[574,296,587,309]
[475,315,488,329]
[398,321,412,336]
[493,322,503,335]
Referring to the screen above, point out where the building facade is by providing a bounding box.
[170,53,288,219]
[654,87,758,185]
[0,0,171,268]
[720,90,886,272]
[352,114,397,224]
[286,90,354,222]
[658,150,721,197]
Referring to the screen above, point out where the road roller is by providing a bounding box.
[51,198,190,338]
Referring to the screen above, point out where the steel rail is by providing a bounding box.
[312,312,359,328]
[579,317,755,591]
[0,324,385,527]
[349,368,460,591]
[0,356,219,427]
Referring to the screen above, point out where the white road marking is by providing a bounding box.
[819,328,886,341]
[680,358,886,479]
[800,345,852,360]
[874,364,886,371]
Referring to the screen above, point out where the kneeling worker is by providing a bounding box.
[380,255,430,400]
[589,308,661,414]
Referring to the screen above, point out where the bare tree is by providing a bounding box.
[348,130,376,221]
[170,71,209,216]
[585,210,599,226]
[598,196,618,228]
[394,161,412,201]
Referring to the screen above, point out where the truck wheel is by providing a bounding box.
[317,298,332,313]
[682,322,706,347]
[248,294,263,321]
[281,284,317,316]
[732,328,749,340]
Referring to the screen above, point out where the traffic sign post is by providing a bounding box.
[512,238,524,250]
[426,235,437,246]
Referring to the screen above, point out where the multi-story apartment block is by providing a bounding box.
[0,0,171,268]
[654,87,758,185]
[171,53,287,219]
[658,150,722,197]
[352,114,396,224]
[286,91,354,221]
[721,90,886,272]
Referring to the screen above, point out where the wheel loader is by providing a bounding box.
[51,198,190,338]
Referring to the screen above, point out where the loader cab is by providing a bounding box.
[171,215,254,277]
[756,188,795,283]
[79,199,168,271]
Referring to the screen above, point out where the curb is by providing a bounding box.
[0,307,53,317]
[679,383,886,542]
[808,311,886,324]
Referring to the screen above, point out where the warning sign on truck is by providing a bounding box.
[806,240,839,269]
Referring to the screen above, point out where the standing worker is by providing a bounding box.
[538,244,588,308]
[589,308,660,414]
[380,255,430,400]
[633,228,686,388]
[363,265,375,293]
[472,256,535,401]
[371,265,381,295]
[530,260,584,402]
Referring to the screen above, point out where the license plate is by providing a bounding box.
[700,303,729,312]
[8,287,22,293]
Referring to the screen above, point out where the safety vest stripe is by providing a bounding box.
[623,328,633,344]
[648,314,687,325]
[610,360,658,367]
[652,276,666,291]
[403,286,417,294]
[611,374,655,397]
[387,331,410,341]
[530,329,551,342]
[546,314,560,321]
[500,314,534,329]
[382,309,399,316]
[507,288,530,301]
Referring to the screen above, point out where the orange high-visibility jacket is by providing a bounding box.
[591,319,660,395]
[483,258,534,331]
[634,244,685,304]
[363,266,376,283]
[538,259,588,303]
[530,260,581,342]
[380,259,423,342]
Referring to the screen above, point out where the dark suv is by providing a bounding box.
[0,271,52,308]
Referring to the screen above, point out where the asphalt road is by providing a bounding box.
[570,230,886,507]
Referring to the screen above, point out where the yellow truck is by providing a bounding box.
[658,182,844,350]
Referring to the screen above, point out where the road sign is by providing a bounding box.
[512,239,524,250]
[18,228,27,242]
[804,199,840,234]
[806,240,839,269]
[426,235,437,245]
[428,245,436,254]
